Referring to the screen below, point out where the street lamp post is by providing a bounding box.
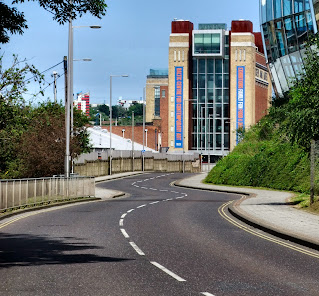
[65,20,101,178]
[132,111,134,172]
[145,129,148,147]
[182,99,196,173]
[142,87,146,171]
[109,74,129,175]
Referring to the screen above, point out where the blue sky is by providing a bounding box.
[1,0,260,105]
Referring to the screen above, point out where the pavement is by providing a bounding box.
[175,172,319,251]
[96,171,319,251]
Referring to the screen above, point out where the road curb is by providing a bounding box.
[228,201,319,251]
[175,178,319,251]
[95,172,146,184]
[173,180,250,196]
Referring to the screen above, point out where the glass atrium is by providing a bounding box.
[191,26,230,157]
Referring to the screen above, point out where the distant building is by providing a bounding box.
[118,98,144,108]
[74,92,90,116]
[145,69,169,149]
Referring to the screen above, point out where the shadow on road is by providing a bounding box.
[0,233,133,268]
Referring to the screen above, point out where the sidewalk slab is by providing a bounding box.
[175,173,319,249]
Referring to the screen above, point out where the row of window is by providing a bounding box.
[262,10,313,62]
[193,105,230,118]
[256,68,268,81]
[261,0,311,24]
[192,133,230,150]
[193,58,229,74]
[192,74,230,89]
[192,89,230,103]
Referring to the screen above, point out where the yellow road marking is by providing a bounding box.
[218,201,319,259]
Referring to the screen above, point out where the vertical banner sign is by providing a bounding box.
[175,67,183,148]
[236,66,245,144]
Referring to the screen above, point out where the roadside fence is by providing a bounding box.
[0,176,95,213]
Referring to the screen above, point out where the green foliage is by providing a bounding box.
[0,1,27,44]
[128,103,143,116]
[0,54,91,178]
[98,104,109,116]
[205,122,310,193]
[2,0,108,43]
[273,34,319,151]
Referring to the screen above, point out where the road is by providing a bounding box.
[1,172,319,296]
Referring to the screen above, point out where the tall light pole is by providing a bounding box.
[109,74,129,175]
[132,111,134,172]
[145,129,148,147]
[142,87,146,171]
[182,99,196,173]
[65,18,101,178]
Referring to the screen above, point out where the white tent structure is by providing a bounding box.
[87,127,155,152]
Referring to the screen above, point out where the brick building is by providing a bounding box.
[146,19,272,160]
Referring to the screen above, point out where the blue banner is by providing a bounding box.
[175,67,183,148]
[236,66,245,144]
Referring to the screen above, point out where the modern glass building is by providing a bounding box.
[260,0,319,95]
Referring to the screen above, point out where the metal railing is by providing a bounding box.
[0,176,95,213]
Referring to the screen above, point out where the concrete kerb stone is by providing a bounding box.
[228,201,319,251]
[174,174,319,251]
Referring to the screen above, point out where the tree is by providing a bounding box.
[0,2,27,44]
[98,104,109,116]
[18,102,90,178]
[0,54,44,178]
[1,0,108,44]
[0,54,90,178]
[111,105,119,119]
[128,103,143,116]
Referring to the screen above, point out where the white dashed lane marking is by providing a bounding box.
[201,292,215,296]
[119,219,124,226]
[129,242,145,256]
[120,228,129,238]
[150,261,186,282]
[149,201,160,205]
[137,204,146,208]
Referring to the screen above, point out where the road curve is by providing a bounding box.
[0,172,319,296]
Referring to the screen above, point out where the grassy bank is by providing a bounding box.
[204,122,312,194]
[290,194,319,213]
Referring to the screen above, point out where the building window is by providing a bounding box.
[154,87,160,116]
[162,89,166,98]
[194,33,221,54]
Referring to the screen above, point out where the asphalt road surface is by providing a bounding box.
[1,172,319,296]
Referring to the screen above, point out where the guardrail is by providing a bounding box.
[0,176,95,213]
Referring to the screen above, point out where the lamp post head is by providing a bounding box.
[122,74,129,77]
[90,25,102,29]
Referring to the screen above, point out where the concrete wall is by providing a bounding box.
[74,156,201,177]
